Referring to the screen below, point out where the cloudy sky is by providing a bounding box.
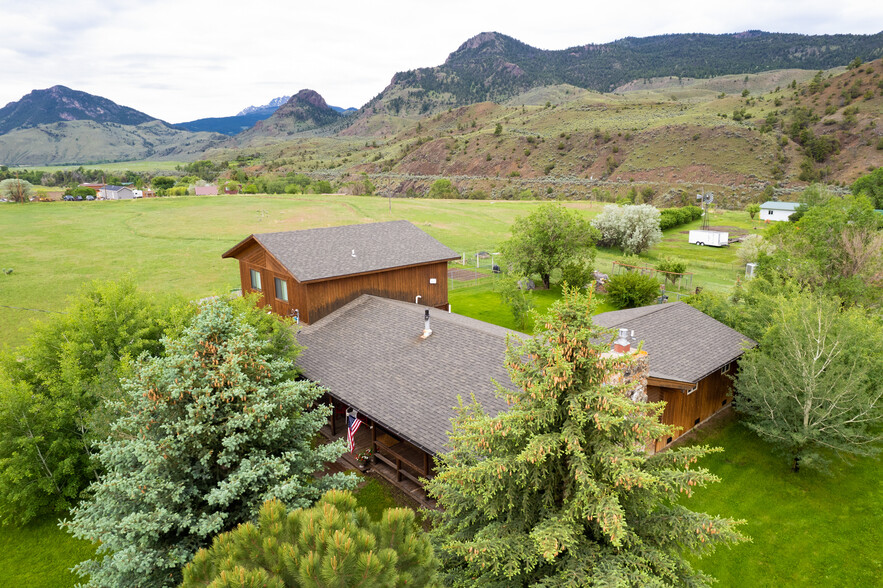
[1,0,881,123]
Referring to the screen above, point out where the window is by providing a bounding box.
[250,269,262,291]
[274,277,288,302]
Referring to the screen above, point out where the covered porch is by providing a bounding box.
[320,395,437,509]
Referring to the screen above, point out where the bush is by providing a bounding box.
[658,205,702,230]
[182,492,438,588]
[591,204,662,254]
[427,178,459,199]
[605,272,661,309]
[737,234,776,265]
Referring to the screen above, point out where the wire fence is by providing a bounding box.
[609,261,696,302]
[447,251,501,289]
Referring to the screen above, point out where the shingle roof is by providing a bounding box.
[593,302,753,383]
[296,295,521,455]
[760,201,801,211]
[225,221,459,282]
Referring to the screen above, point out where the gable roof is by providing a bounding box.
[593,302,753,384]
[296,295,521,455]
[103,185,131,192]
[760,201,801,211]
[222,220,459,283]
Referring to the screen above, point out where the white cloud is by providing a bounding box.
[0,0,880,121]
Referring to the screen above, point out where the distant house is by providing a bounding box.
[222,221,459,324]
[593,302,753,451]
[195,185,218,196]
[759,201,801,221]
[99,185,135,200]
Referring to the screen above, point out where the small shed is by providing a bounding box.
[759,201,801,221]
[222,221,459,324]
[100,185,135,200]
[594,302,754,451]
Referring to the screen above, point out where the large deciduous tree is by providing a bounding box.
[591,204,662,254]
[0,279,190,524]
[763,191,882,307]
[66,299,355,588]
[501,203,597,289]
[0,178,33,202]
[851,166,883,209]
[426,287,745,587]
[735,293,883,472]
[181,491,439,588]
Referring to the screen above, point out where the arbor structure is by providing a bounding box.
[426,287,745,587]
[182,491,438,588]
[735,293,883,472]
[66,300,354,588]
[501,203,597,289]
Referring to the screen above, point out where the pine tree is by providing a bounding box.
[425,287,746,587]
[66,299,356,588]
[182,490,439,588]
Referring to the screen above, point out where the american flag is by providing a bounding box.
[346,414,363,453]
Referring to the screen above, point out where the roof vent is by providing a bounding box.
[421,309,432,339]
[351,249,356,258]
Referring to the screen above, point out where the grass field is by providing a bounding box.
[0,194,762,348]
[680,412,883,587]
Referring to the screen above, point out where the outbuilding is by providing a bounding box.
[759,201,801,221]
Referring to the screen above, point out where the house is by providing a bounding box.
[593,302,753,451]
[297,295,519,502]
[759,201,801,221]
[195,185,218,196]
[222,221,459,324]
[100,185,135,200]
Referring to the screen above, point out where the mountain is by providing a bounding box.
[236,89,343,141]
[360,30,883,116]
[331,105,358,114]
[0,86,225,165]
[174,113,269,136]
[236,96,291,117]
[0,85,157,135]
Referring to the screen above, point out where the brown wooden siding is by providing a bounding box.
[228,242,450,325]
[303,261,449,324]
[651,363,736,452]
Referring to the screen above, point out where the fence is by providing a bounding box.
[447,251,501,289]
[609,261,695,302]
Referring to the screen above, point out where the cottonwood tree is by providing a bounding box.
[182,491,439,588]
[426,287,745,587]
[0,178,33,202]
[66,300,355,588]
[591,204,662,254]
[735,294,883,472]
[0,280,189,524]
[501,203,597,289]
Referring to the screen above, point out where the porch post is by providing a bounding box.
[330,399,336,436]
[371,420,377,463]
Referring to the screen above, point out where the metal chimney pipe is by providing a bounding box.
[421,309,433,339]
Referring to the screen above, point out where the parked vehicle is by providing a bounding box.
[86,195,95,201]
[63,195,75,201]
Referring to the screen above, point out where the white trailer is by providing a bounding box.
[688,230,729,247]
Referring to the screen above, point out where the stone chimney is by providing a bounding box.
[603,328,648,404]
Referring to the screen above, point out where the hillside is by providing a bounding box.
[0,120,225,165]
[235,90,344,143]
[0,85,159,135]
[356,31,883,118]
[204,60,883,208]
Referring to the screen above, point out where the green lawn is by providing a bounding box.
[0,195,760,348]
[680,412,883,587]
[0,516,95,588]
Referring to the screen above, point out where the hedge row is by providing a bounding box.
[659,205,703,231]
